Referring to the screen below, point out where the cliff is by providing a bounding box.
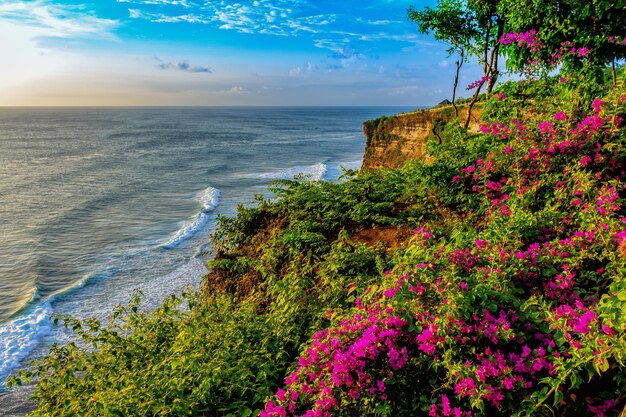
[362,104,483,170]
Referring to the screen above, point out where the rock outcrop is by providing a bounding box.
[362,104,483,170]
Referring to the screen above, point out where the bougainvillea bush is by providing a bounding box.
[10,25,626,417]
[260,74,626,416]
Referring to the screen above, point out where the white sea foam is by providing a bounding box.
[199,187,221,213]
[162,187,220,249]
[0,302,53,384]
[255,163,328,181]
[135,257,208,309]
[0,258,210,386]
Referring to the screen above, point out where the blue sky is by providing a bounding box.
[0,0,485,106]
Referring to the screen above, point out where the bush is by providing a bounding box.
[260,77,626,417]
[11,47,626,417]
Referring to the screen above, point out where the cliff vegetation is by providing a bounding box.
[8,1,626,416]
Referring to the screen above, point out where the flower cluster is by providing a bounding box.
[261,44,626,417]
[467,76,491,91]
[261,303,411,417]
[499,30,542,53]
[500,30,599,79]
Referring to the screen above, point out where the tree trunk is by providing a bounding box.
[486,44,500,97]
[464,80,485,129]
[482,23,491,76]
[613,59,617,86]
[486,20,504,96]
[452,49,464,118]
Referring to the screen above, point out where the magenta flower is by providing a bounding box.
[613,230,626,244]
[573,311,597,334]
[577,47,590,57]
[580,155,592,167]
[467,75,490,90]
[592,99,606,113]
[601,325,616,336]
[441,394,451,416]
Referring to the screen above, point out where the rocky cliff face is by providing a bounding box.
[362,105,483,170]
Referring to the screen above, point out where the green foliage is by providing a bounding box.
[12,291,290,416]
[408,0,503,68]
[409,0,505,97]
[14,148,468,415]
[258,75,626,417]
[500,0,626,73]
[11,30,626,417]
[408,0,477,57]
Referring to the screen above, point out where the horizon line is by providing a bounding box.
[0,104,428,109]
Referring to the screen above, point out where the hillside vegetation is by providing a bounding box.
[9,4,626,415]
[11,69,626,416]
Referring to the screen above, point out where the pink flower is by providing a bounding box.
[573,311,597,334]
[554,111,567,121]
[602,325,616,336]
[383,287,398,298]
[442,394,452,416]
[613,230,626,244]
[592,99,606,113]
[538,121,554,134]
[467,75,490,90]
[415,226,434,239]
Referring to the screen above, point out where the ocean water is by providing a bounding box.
[0,106,411,389]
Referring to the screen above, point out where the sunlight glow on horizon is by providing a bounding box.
[0,0,485,107]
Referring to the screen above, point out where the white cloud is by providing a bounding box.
[0,0,451,107]
[128,9,144,19]
[0,1,122,104]
[288,62,315,77]
[0,1,119,40]
[117,0,195,7]
[123,0,413,47]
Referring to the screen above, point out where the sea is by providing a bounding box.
[0,106,411,411]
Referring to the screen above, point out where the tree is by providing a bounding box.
[408,0,476,116]
[467,0,505,95]
[499,0,626,83]
[409,0,506,127]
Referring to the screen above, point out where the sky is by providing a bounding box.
[0,0,485,106]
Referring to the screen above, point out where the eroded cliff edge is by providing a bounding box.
[362,104,483,170]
